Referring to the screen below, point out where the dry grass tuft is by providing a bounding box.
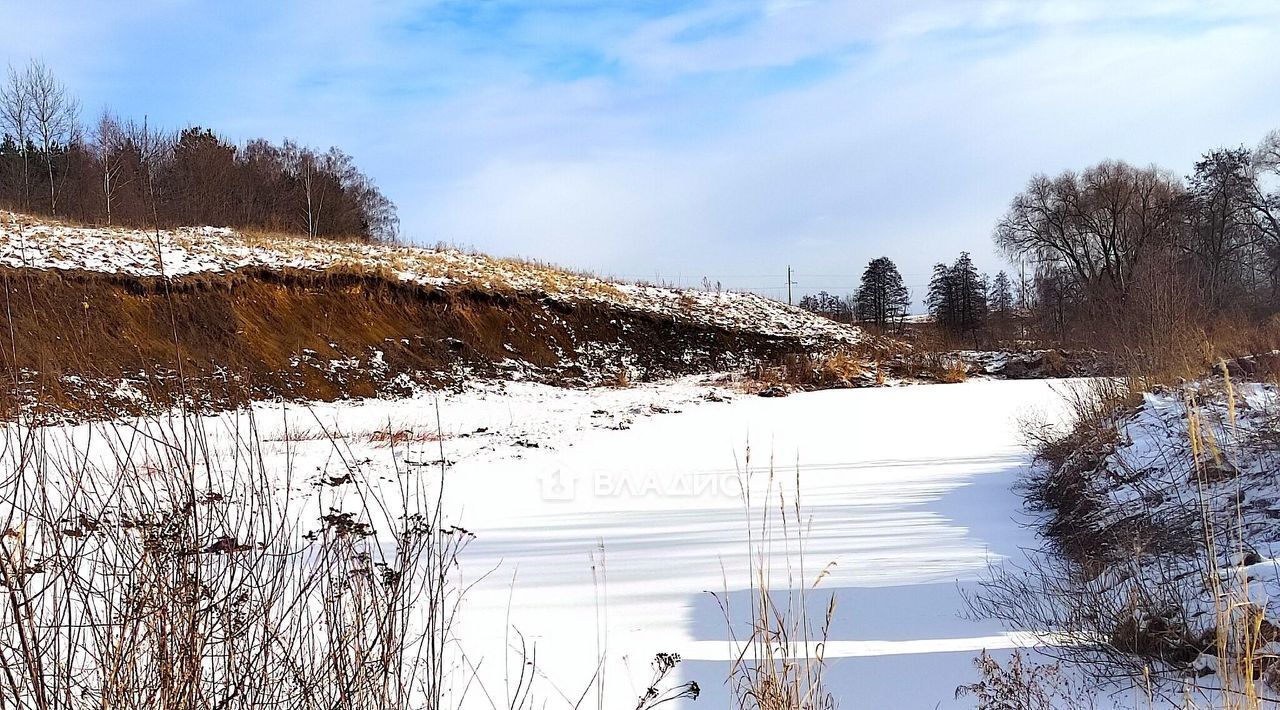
[716,455,836,710]
[957,650,1097,709]
[0,408,472,709]
[917,353,968,383]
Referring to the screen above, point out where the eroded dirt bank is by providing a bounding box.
[0,267,827,419]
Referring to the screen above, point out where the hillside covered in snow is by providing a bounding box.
[0,212,871,418]
[0,212,862,346]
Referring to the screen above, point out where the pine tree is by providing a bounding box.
[928,253,987,334]
[854,256,911,330]
[927,262,955,326]
[952,252,987,332]
[989,270,1014,316]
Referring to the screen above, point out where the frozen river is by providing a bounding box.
[11,376,1105,707]
[438,378,1075,708]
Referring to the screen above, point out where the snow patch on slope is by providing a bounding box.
[0,212,861,346]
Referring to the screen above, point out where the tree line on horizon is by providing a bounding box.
[0,59,398,241]
[802,128,1280,363]
[798,257,920,330]
[798,253,1016,337]
[995,132,1280,357]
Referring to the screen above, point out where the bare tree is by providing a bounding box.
[20,60,80,215]
[125,116,175,237]
[92,109,130,225]
[1183,148,1264,309]
[282,140,328,238]
[1256,129,1280,171]
[1250,131,1280,287]
[0,64,32,210]
[994,161,1185,305]
[335,149,400,241]
[0,56,397,240]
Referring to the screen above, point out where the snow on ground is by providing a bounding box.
[1055,380,1280,692]
[0,212,861,346]
[436,378,1091,709]
[8,376,1136,707]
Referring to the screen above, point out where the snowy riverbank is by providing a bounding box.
[5,376,1108,707]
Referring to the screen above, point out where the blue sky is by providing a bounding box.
[5,1,1280,304]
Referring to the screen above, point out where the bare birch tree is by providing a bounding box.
[0,64,32,210]
[282,140,326,238]
[93,109,130,225]
[21,59,80,215]
[126,116,174,237]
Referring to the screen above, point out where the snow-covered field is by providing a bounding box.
[6,376,1106,707]
[433,378,1068,708]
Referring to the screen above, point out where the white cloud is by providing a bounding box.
[4,1,1280,298]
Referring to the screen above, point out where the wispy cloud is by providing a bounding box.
[4,1,1279,300]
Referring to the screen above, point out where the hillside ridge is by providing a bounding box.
[0,211,860,346]
[0,212,870,419]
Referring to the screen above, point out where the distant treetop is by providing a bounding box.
[0,58,398,242]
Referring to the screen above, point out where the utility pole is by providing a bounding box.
[787,266,794,305]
